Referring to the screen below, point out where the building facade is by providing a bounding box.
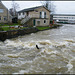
[0,2,12,23]
[52,14,75,24]
[18,6,50,27]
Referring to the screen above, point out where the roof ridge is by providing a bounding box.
[18,5,43,13]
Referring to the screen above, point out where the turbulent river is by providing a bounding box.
[0,24,75,74]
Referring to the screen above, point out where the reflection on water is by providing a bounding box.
[0,24,75,74]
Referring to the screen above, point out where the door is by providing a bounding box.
[27,12,29,16]
[33,19,36,26]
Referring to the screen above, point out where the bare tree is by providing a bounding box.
[9,8,14,16]
[41,1,56,14]
[9,1,20,16]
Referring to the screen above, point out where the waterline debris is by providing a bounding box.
[36,45,40,49]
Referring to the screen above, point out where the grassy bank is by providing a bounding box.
[0,24,62,41]
[0,26,28,31]
[0,24,62,31]
[36,26,50,30]
[36,24,62,31]
[0,23,21,31]
[0,23,19,26]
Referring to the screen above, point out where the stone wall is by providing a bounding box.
[0,27,39,41]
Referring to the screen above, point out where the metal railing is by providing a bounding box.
[21,16,31,24]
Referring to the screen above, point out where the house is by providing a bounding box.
[0,1,12,24]
[18,6,50,27]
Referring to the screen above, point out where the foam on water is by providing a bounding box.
[0,25,75,74]
[10,40,72,74]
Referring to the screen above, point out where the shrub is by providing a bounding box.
[0,27,4,31]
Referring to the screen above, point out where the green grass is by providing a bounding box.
[2,27,9,31]
[36,24,61,30]
[0,23,24,31]
[0,26,28,31]
[0,23,19,26]
[0,24,61,31]
[36,26,50,30]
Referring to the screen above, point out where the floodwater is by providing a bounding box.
[0,24,75,74]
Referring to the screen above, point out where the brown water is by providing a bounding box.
[0,24,75,74]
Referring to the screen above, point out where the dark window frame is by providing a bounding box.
[44,12,46,18]
[40,12,42,18]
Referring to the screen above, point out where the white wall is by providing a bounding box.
[53,15,75,21]
[18,12,26,19]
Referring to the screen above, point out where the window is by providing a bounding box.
[4,16,7,21]
[40,12,41,18]
[44,20,46,23]
[26,12,29,16]
[0,9,4,13]
[40,11,46,18]
[35,10,38,12]
[0,16,1,20]
[19,13,21,15]
[37,21,40,25]
[42,11,44,18]
[23,12,24,15]
[44,12,46,18]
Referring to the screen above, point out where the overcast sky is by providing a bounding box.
[2,1,75,14]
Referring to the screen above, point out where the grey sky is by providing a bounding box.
[2,1,75,14]
[55,1,75,14]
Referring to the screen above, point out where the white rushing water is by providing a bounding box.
[0,24,75,74]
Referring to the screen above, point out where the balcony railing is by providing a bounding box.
[29,14,49,18]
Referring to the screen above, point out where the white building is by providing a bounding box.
[52,14,75,24]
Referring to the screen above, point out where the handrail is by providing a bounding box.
[21,15,31,24]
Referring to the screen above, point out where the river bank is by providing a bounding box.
[0,24,62,41]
